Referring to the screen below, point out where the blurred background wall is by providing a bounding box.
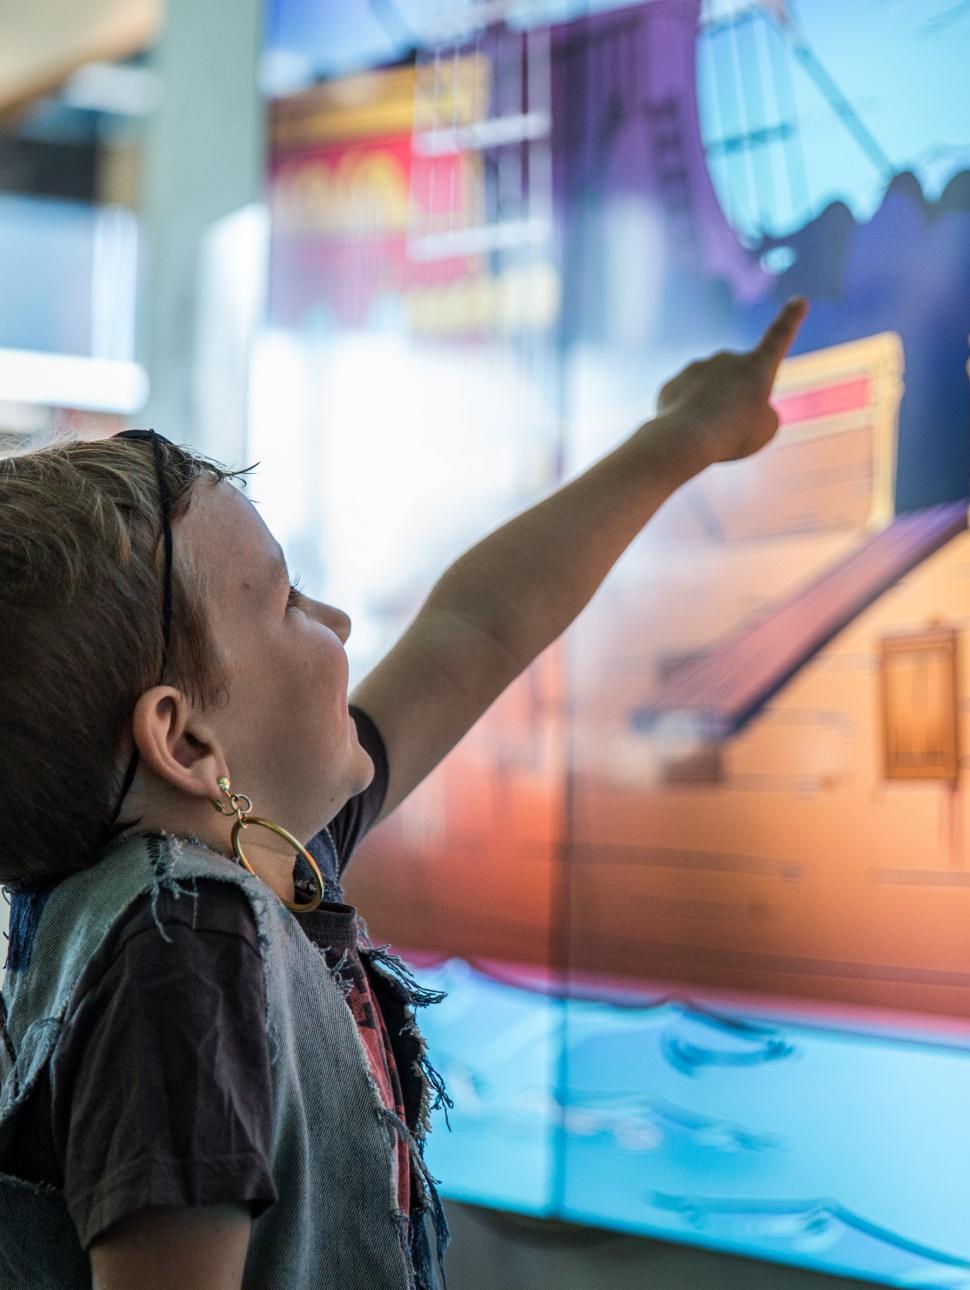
[0,0,262,463]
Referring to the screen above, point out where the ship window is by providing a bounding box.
[880,627,959,781]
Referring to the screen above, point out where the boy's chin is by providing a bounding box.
[356,745,376,786]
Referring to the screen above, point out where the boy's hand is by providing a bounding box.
[655,297,809,466]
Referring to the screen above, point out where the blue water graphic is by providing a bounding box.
[413,957,970,1288]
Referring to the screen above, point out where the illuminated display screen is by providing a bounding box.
[262,3,970,1284]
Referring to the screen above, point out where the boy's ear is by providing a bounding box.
[130,686,227,802]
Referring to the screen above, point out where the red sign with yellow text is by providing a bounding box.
[269,61,489,334]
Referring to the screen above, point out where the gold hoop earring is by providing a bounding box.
[211,775,323,914]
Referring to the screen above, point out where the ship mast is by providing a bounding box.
[699,0,893,241]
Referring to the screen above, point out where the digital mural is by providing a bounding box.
[264,2,970,1283]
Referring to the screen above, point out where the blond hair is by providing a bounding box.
[0,436,255,891]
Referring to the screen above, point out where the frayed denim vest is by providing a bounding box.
[0,832,452,1289]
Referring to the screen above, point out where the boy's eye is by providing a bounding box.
[286,576,305,612]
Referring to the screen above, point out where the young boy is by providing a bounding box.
[0,300,807,1288]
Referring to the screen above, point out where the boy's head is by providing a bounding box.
[0,435,374,899]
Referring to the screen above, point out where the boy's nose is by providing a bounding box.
[328,606,352,642]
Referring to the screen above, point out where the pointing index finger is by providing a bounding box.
[754,296,809,377]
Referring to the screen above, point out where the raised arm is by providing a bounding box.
[351,298,809,829]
